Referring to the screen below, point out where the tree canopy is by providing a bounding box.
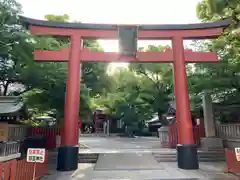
[191,0,240,120]
[0,1,110,120]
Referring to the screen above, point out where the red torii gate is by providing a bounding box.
[20,16,232,172]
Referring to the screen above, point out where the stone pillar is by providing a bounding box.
[103,121,107,134]
[202,91,215,137]
[201,91,223,149]
[107,120,110,136]
[158,126,169,147]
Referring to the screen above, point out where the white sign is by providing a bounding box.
[27,148,46,163]
[235,147,240,161]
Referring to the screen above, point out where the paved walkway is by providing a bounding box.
[78,136,162,150]
[94,153,161,170]
[72,162,238,180]
[43,137,239,179]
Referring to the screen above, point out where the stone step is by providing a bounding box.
[152,153,225,158]
[152,151,225,155]
[199,148,225,152]
[78,158,98,163]
[153,157,225,162]
[154,157,225,162]
[152,150,225,162]
[80,133,108,137]
[77,150,226,164]
[152,152,225,156]
[78,153,99,157]
[152,149,224,155]
[153,154,225,158]
[78,153,99,163]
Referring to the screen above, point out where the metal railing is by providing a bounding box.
[0,141,20,156]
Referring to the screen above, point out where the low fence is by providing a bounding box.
[168,125,178,148]
[0,141,20,156]
[0,159,16,180]
[16,157,48,180]
[8,126,29,141]
[168,124,205,148]
[193,125,205,145]
[29,127,61,150]
[0,124,28,141]
[216,124,240,138]
[0,151,48,180]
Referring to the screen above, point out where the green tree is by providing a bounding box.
[189,0,240,118]
[0,0,46,96]
[0,1,110,121]
[24,14,110,119]
[93,45,174,127]
[43,14,111,96]
[129,45,173,125]
[196,0,240,23]
[91,69,147,127]
[45,14,70,22]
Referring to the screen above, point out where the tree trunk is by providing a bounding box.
[3,81,9,96]
[0,84,3,96]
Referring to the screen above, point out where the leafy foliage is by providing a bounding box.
[92,45,173,126]
[2,0,239,128]
[191,0,240,119]
[0,1,109,120]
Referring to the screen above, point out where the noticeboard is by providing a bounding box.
[27,148,45,163]
[235,147,240,161]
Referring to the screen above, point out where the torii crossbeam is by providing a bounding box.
[34,48,218,63]
[20,16,232,172]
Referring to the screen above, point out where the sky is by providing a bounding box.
[17,0,202,72]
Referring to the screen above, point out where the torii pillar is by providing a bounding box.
[172,36,197,169]
[57,35,82,171]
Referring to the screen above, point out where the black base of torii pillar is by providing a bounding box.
[177,144,199,169]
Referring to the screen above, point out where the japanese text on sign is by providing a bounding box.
[27,148,45,163]
[235,147,240,161]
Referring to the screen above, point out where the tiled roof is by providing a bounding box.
[0,96,24,115]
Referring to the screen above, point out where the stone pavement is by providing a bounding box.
[44,162,239,179]
[42,137,240,179]
[71,162,239,180]
[78,136,162,151]
[94,153,161,170]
